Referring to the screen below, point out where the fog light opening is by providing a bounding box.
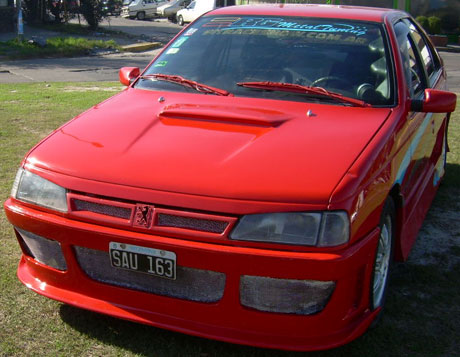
[240,275,335,315]
[15,228,67,271]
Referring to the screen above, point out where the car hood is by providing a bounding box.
[27,88,391,204]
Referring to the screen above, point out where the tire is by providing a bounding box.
[177,15,184,26]
[137,11,145,20]
[370,197,395,323]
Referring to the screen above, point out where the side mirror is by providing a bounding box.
[411,88,457,113]
[119,67,140,86]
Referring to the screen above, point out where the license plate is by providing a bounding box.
[109,242,176,280]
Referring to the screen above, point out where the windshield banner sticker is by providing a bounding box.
[154,61,168,67]
[184,28,198,36]
[203,17,242,27]
[210,17,368,36]
[171,37,189,48]
[203,28,370,45]
[166,48,180,55]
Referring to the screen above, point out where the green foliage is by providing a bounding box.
[21,0,106,29]
[416,16,429,33]
[0,37,120,59]
[428,16,442,35]
[80,0,104,30]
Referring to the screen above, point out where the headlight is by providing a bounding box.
[11,168,68,212]
[230,211,349,247]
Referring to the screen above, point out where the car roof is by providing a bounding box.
[206,4,405,23]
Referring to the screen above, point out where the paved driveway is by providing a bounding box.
[443,52,460,92]
[94,16,182,43]
[0,49,162,83]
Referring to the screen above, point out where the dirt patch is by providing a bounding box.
[62,86,123,92]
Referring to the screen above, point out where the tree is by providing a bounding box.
[80,0,104,30]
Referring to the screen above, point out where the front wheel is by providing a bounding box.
[370,197,395,318]
[177,15,184,26]
[137,11,145,20]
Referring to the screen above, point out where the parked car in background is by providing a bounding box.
[121,0,166,20]
[176,0,234,26]
[157,0,191,22]
[4,4,456,352]
[102,0,122,16]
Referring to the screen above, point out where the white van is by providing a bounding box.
[121,0,166,20]
[176,0,234,26]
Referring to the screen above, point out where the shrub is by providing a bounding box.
[79,0,104,30]
[416,16,430,33]
[428,16,441,34]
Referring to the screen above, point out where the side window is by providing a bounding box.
[405,19,440,83]
[394,21,426,98]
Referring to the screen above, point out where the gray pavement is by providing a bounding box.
[443,52,460,93]
[0,49,162,83]
[92,16,182,44]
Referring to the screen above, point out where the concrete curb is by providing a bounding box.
[121,42,162,52]
[437,45,460,53]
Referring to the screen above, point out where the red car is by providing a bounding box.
[4,4,457,351]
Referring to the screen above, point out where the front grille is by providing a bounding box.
[73,199,132,219]
[68,193,236,238]
[157,213,228,234]
[74,246,226,303]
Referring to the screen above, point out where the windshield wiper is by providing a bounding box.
[237,81,370,107]
[140,74,233,96]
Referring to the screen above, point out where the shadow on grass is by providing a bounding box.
[58,304,301,357]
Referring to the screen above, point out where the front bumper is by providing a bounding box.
[5,198,380,351]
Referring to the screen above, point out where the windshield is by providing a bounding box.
[138,16,393,105]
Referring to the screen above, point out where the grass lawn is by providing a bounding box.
[0,37,121,60]
[0,82,459,356]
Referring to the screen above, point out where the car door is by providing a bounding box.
[145,0,157,17]
[405,19,446,178]
[393,18,444,223]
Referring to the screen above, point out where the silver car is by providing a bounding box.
[157,0,191,21]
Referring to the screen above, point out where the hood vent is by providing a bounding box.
[159,104,291,127]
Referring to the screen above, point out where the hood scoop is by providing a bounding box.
[159,104,291,127]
